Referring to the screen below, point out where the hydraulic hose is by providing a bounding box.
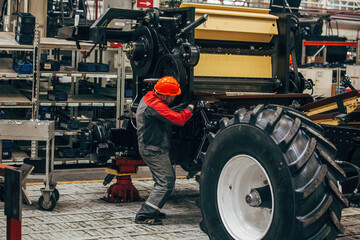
[335,160,360,201]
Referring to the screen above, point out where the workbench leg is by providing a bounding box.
[7,217,21,240]
[0,139,3,163]
[51,138,55,172]
[45,140,49,190]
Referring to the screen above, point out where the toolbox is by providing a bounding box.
[58,147,77,158]
[47,90,68,101]
[60,60,72,66]
[39,107,55,120]
[40,111,55,120]
[78,62,110,72]
[60,55,72,66]
[76,148,88,158]
[13,59,33,74]
[16,13,35,34]
[16,21,35,34]
[17,12,35,25]
[40,60,61,71]
[15,31,34,45]
[78,62,98,72]
[59,118,80,130]
[97,63,110,72]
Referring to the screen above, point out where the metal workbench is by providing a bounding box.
[0,32,34,51]
[0,120,58,211]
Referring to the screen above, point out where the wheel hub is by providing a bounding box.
[245,185,272,208]
[217,154,274,240]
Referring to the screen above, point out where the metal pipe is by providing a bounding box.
[61,0,65,26]
[24,0,28,13]
[95,0,98,20]
[301,39,306,65]
[120,46,126,128]
[357,40,360,65]
[312,45,325,58]
[159,16,177,21]
[7,0,11,16]
[116,47,121,128]
[180,14,209,36]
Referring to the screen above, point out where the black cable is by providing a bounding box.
[303,78,314,95]
[1,0,8,21]
[336,160,360,201]
[289,78,299,93]
[335,20,339,37]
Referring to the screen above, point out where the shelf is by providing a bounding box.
[39,94,116,107]
[40,37,119,51]
[0,32,34,51]
[41,70,118,78]
[0,58,32,80]
[54,130,81,136]
[1,148,93,166]
[54,158,93,165]
[0,84,32,108]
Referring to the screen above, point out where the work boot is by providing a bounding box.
[157,212,167,219]
[135,216,163,225]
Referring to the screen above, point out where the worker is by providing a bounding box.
[135,76,196,225]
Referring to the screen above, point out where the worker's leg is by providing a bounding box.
[136,149,175,221]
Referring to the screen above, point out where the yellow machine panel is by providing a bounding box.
[194,54,272,78]
[181,3,278,43]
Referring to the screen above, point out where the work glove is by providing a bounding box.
[189,100,198,110]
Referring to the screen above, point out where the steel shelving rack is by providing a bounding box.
[0,31,129,165]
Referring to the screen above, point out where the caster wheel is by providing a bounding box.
[38,195,57,211]
[52,188,60,202]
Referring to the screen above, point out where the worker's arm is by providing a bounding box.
[143,91,193,126]
[149,101,193,126]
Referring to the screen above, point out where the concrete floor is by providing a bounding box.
[1,166,360,239]
[1,171,207,240]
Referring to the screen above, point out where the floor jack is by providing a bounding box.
[102,157,146,202]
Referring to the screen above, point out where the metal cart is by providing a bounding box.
[0,119,58,211]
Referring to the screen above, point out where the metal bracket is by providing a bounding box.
[336,98,347,114]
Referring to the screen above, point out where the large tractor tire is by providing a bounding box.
[199,104,348,240]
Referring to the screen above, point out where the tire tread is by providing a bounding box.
[288,137,317,172]
[297,194,333,227]
[295,165,327,199]
[279,117,301,151]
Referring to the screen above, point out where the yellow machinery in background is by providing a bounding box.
[181,3,306,99]
[182,3,277,80]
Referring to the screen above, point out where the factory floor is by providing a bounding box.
[0,166,360,240]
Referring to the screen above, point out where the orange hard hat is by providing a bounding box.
[154,76,181,96]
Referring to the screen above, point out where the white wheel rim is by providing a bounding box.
[217,154,274,240]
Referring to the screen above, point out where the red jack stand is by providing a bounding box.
[102,157,146,202]
[107,176,140,202]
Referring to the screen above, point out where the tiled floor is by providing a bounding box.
[0,176,359,239]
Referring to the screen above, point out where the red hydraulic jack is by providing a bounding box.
[102,157,146,202]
